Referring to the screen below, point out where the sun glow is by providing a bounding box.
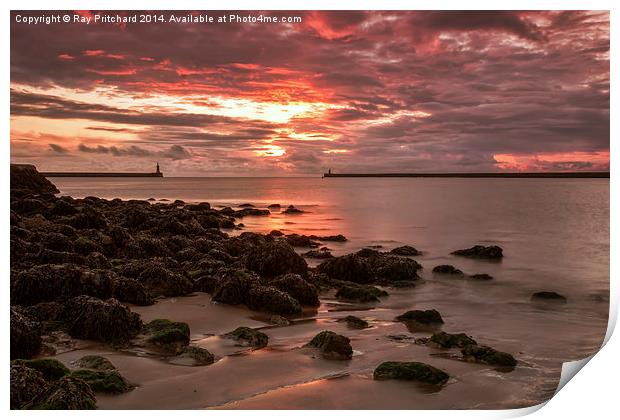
[255,144,286,157]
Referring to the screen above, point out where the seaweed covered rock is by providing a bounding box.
[374,255,421,282]
[470,273,494,280]
[12,358,69,381]
[335,284,387,302]
[136,263,193,297]
[11,264,115,305]
[432,265,464,275]
[339,315,369,329]
[390,245,422,256]
[223,326,268,348]
[10,164,59,196]
[302,249,334,259]
[452,245,503,259]
[70,369,132,394]
[304,331,353,360]
[145,319,191,355]
[243,241,308,278]
[373,361,449,384]
[113,277,154,306]
[74,355,116,371]
[179,346,215,366]
[10,365,48,409]
[396,309,444,325]
[211,268,260,305]
[268,273,320,306]
[430,332,477,348]
[23,376,97,409]
[10,307,42,359]
[246,285,302,315]
[285,234,320,248]
[317,254,375,284]
[64,296,142,343]
[531,291,567,303]
[461,345,517,367]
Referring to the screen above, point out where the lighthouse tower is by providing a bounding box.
[156,162,161,174]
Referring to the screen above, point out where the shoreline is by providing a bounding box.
[10,164,607,409]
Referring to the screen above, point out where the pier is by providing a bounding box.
[42,163,164,178]
[322,172,609,179]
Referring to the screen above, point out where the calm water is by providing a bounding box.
[50,177,610,409]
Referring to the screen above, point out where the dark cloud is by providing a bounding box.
[48,143,69,154]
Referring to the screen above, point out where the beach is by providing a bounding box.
[10,166,609,409]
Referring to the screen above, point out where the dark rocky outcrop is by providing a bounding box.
[223,326,268,348]
[304,331,353,360]
[63,296,142,343]
[429,332,477,348]
[70,369,132,394]
[10,365,48,409]
[11,164,59,196]
[432,265,464,276]
[396,309,444,325]
[246,285,302,315]
[145,319,190,355]
[335,283,387,302]
[211,268,260,305]
[339,315,369,329]
[373,361,449,384]
[12,358,70,381]
[390,245,422,256]
[136,263,194,297]
[461,344,517,367]
[11,307,42,359]
[23,376,97,409]
[268,274,320,306]
[317,254,375,284]
[452,245,503,259]
[531,291,567,303]
[283,205,304,214]
[243,241,308,278]
[113,277,154,306]
[470,273,494,280]
[302,249,334,259]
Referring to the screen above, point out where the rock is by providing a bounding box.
[429,332,477,348]
[10,365,48,409]
[267,204,281,209]
[223,326,268,348]
[373,361,449,384]
[238,203,255,208]
[374,255,420,282]
[246,285,302,315]
[243,241,308,278]
[317,254,375,284]
[309,234,348,242]
[531,291,567,303]
[268,273,320,306]
[10,307,42,359]
[85,252,112,269]
[304,331,353,360]
[185,202,211,211]
[73,237,103,255]
[23,376,97,409]
[12,358,70,381]
[285,234,320,248]
[432,265,464,275]
[137,263,194,297]
[124,236,170,258]
[179,346,215,366]
[283,205,304,214]
[396,309,444,325]
[469,273,494,280]
[211,268,260,305]
[268,315,291,326]
[145,319,191,355]
[10,164,59,196]
[40,232,73,252]
[302,249,334,259]
[390,245,422,256]
[339,315,369,329]
[64,296,142,343]
[74,355,116,371]
[68,207,108,230]
[70,369,133,394]
[451,245,503,259]
[461,345,517,367]
[49,199,78,216]
[336,284,387,302]
[11,264,115,305]
[113,277,154,305]
[269,229,284,236]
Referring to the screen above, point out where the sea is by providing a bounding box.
[49,176,610,409]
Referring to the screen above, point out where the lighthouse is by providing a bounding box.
[156,162,161,174]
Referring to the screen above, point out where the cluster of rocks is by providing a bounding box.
[10,355,131,409]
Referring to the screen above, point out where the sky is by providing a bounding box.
[10,10,610,176]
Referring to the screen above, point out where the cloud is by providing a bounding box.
[77,143,192,160]
[48,143,69,154]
